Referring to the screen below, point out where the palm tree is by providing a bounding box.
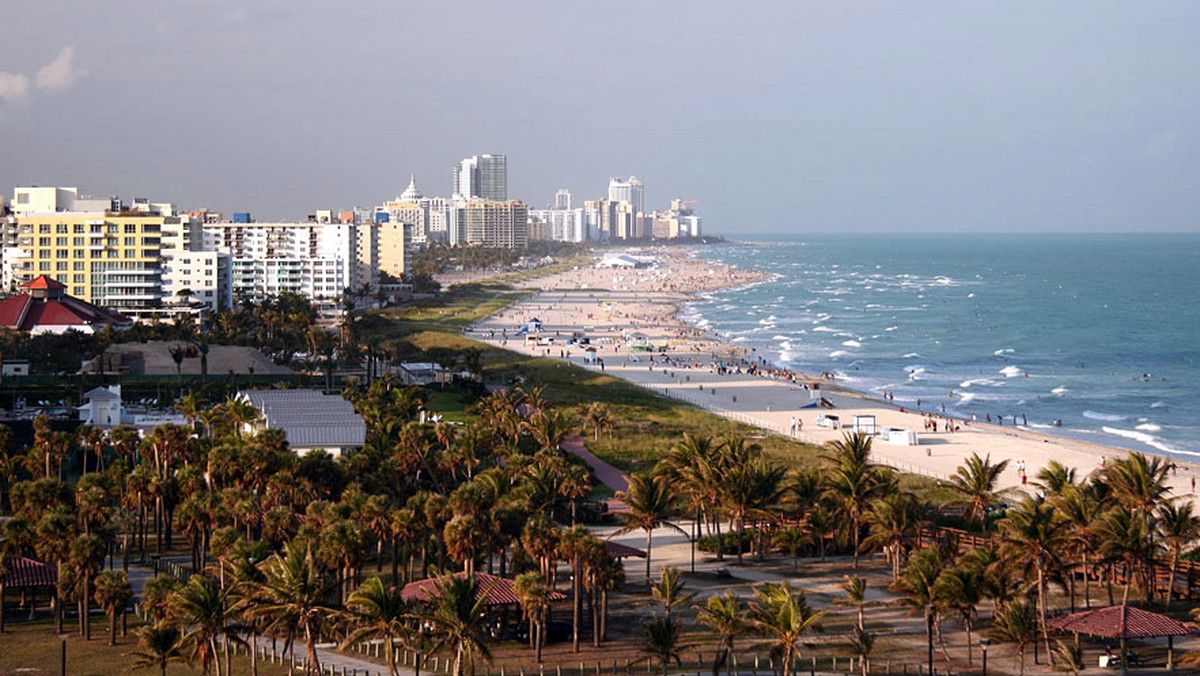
[514,571,553,663]
[131,625,191,676]
[557,525,595,651]
[840,575,867,633]
[640,615,686,676]
[339,576,410,676]
[143,575,181,623]
[694,592,746,676]
[1094,504,1153,604]
[614,472,686,581]
[94,570,133,646]
[862,492,926,581]
[582,402,615,441]
[900,548,944,665]
[418,574,493,676]
[1104,452,1172,600]
[1054,483,1103,610]
[747,582,824,676]
[223,396,261,437]
[651,567,695,619]
[720,456,785,565]
[946,452,1010,535]
[245,544,338,675]
[848,626,875,676]
[773,526,810,571]
[821,437,888,569]
[998,495,1068,665]
[1158,500,1200,609]
[168,574,246,676]
[68,534,106,640]
[1034,460,1078,497]
[932,564,983,666]
[990,599,1038,676]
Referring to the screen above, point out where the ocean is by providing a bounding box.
[685,234,1200,461]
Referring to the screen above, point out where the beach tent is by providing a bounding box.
[1048,604,1194,673]
[852,414,877,435]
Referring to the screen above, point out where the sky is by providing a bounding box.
[1,1,1199,234]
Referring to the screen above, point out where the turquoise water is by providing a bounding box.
[687,234,1200,459]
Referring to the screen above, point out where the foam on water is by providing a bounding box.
[1083,410,1125,422]
[999,366,1024,378]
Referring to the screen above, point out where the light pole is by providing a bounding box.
[980,638,991,676]
[58,634,68,676]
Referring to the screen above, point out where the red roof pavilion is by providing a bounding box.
[0,275,131,334]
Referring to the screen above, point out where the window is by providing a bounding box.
[16,192,28,204]
[74,224,84,233]
[56,224,68,233]
[39,225,50,233]
[74,262,84,271]
[73,237,84,246]
[56,262,67,271]
[56,237,68,246]
[73,287,84,296]
[107,251,118,259]
[124,237,136,246]
[73,250,84,259]
[124,224,137,233]
[38,237,50,246]
[38,262,49,271]
[73,274,85,283]
[56,249,68,258]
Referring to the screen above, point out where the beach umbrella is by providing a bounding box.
[1048,603,1194,673]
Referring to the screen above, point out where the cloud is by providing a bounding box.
[0,71,31,104]
[1141,131,1177,161]
[35,46,87,92]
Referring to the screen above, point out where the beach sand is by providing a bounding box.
[469,248,1199,499]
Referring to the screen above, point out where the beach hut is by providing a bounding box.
[1048,604,1194,673]
[583,346,599,364]
[883,426,919,446]
[526,317,544,333]
[0,556,58,631]
[401,571,566,640]
[852,414,877,435]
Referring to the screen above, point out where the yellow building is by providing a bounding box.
[14,212,183,310]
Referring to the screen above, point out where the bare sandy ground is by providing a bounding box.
[472,249,1199,499]
[103,341,294,376]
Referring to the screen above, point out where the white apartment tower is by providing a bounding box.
[454,154,507,201]
[607,176,644,216]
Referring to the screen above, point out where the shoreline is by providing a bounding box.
[470,247,1199,498]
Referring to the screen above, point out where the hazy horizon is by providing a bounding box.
[2,1,1198,234]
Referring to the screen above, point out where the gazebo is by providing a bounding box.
[604,540,647,561]
[1048,604,1194,673]
[401,572,567,641]
[0,556,58,631]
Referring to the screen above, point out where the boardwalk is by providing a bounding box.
[560,434,629,512]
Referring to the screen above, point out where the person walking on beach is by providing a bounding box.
[790,416,797,435]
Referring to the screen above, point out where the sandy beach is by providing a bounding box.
[467,248,1199,499]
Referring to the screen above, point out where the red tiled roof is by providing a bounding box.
[0,556,58,588]
[24,275,66,290]
[1048,604,1195,639]
[0,291,130,332]
[605,540,647,559]
[401,572,566,607]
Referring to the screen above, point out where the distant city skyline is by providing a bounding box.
[2,2,1199,233]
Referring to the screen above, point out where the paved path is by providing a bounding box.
[560,434,629,512]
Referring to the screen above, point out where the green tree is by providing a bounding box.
[990,599,1037,676]
[640,615,686,676]
[694,592,746,676]
[998,496,1068,666]
[514,571,553,662]
[821,432,888,569]
[168,575,246,676]
[747,582,824,676]
[614,472,686,582]
[246,544,338,676]
[946,452,1010,535]
[1158,500,1200,610]
[418,574,493,676]
[131,625,191,676]
[94,570,133,646]
[651,567,695,619]
[339,576,410,676]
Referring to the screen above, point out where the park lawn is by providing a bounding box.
[0,619,293,676]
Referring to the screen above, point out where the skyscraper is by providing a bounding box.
[607,175,644,216]
[554,188,572,210]
[453,154,507,201]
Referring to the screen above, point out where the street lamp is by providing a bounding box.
[57,634,68,676]
[980,638,991,676]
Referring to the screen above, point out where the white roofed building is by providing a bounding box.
[236,389,366,456]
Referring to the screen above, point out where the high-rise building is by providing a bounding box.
[607,176,644,216]
[554,189,572,210]
[458,200,528,249]
[454,154,507,201]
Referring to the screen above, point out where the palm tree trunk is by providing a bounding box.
[572,555,581,653]
[1038,567,1055,667]
[736,516,745,565]
[1168,548,1180,610]
[645,528,654,582]
[108,609,117,646]
[852,515,861,569]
